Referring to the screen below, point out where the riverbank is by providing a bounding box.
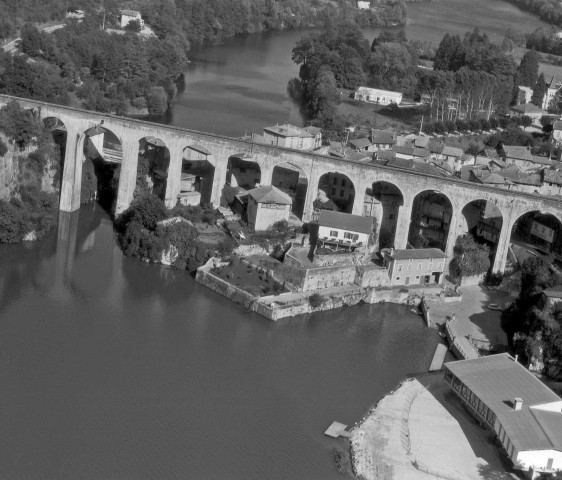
[196,256,462,320]
[351,376,516,480]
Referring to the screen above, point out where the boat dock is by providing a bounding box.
[429,343,448,372]
[324,421,351,438]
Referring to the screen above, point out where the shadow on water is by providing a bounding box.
[286,77,308,121]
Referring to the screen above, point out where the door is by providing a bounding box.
[547,458,554,470]
[405,277,410,285]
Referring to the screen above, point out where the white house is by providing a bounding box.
[260,124,320,150]
[317,210,373,247]
[354,87,402,106]
[445,354,562,476]
[120,9,144,29]
[246,185,292,231]
[357,1,371,9]
[382,248,446,286]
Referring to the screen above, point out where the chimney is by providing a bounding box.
[513,397,523,411]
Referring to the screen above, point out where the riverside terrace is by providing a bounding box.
[2,94,561,275]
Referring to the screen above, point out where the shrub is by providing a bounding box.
[332,447,352,474]
[309,293,325,309]
[147,86,168,116]
[0,138,8,157]
[132,96,148,110]
[0,100,46,150]
[125,194,168,230]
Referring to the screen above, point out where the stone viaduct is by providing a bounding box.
[1,94,561,274]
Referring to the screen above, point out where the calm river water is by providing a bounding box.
[0,1,545,479]
[0,205,439,479]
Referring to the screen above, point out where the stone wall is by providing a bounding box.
[313,250,370,266]
[195,262,260,311]
[355,265,390,288]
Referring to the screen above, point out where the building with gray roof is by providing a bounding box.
[444,353,562,475]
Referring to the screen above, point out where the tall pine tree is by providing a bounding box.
[531,72,547,108]
[517,50,539,87]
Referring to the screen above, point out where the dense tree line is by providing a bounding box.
[502,0,562,27]
[0,101,60,243]
[502,255,562,380]
[293,27,530,131]
[117,194,235,271]
[418,29,518,122]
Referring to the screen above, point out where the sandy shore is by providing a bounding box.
[351,375,516,480]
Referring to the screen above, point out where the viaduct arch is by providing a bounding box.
[2,94,561,275]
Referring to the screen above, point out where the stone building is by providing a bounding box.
[383,248,446,286]
[246,185,292,231]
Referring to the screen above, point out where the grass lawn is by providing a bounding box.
[338,94,426,132]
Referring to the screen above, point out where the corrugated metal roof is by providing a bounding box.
[318,210,373,234]
[445,354,562,452]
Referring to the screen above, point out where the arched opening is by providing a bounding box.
[81,125,122,211]
[226,154,261,189]
[317,172,355,213]
[181,145,215,206]
[42,117,66,196]
[408,190,453,251]
[510,211,562,268]
[364,181,404,249]
[459,199,503,267]
[135,137,170,201]
[271,162,308,219]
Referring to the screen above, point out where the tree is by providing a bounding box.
[531,73,547,108]
[20,24,44,57]
[517,50,539,88]
[520,115,533,130]
[147,86,168,115]
[433,33,465,72]
[449,235,491,280]
[124,19,142,32]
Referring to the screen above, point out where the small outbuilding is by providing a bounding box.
[383,248,446,286]
[246,185,292,231]
[121,9,144,29]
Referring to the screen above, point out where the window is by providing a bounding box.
[389,213,395,220]
[329,230,338,237]
[437,262,442,269]
[398,265,403,272]
[331,187,336,196]
[417,263,422,270]
[344,232,359,241]
[407,264,411,271]
[395,277,400,281]
[333,177,337,185]
[340,189,345,197]
[415,275,420,280]
[341,179,346,187]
